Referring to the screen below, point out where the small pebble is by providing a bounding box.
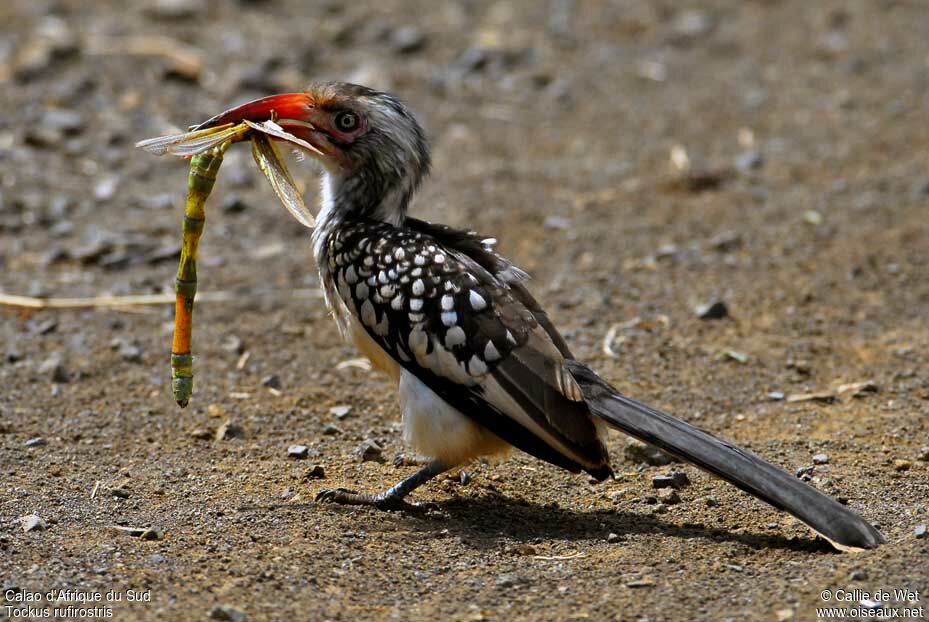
[734,150,763,173]
[696,301,729,320]
[140,527,164,541]
[110,488,130,499]
[544,215,572,230]
[850,569,868,581]
[31,318,59,335]
[652,472,690,490]
[210,604,246,622]
[189,428,212,440]
[21,514,48,532]
[893,459,912,472]
[41,108,85,134]
[918,447,929,462]
[118,340,143,363]
[672,9,715,39]
[812,453,829,465]
[388,26,426,54]
[705,495,718,507]
[329,405,351,419]
[306,465,326,479]
[658,489,681,505]
[357,440,385,463]
[38,355,69,383]
[260,375,282,390]
[323,424,342,436]
[624,439,676,466]
[215,421,241,441]
[25,437,47,447]
[94,175,119,201]
[221,334,245,354]
[915,524,927,539]
[606,532,622,543]
[707,231,742,252]
[221,194,250,214]
[147,0,207,19]
[287,445,309,459]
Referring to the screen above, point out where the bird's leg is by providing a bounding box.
[393,452,433,468]
[316,459,450,512]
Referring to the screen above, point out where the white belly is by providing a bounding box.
[399,370,510,466]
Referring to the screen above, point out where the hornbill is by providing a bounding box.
[197,82,884,551]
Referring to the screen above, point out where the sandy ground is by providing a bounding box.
[1,1,928,620]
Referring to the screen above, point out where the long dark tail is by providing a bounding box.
[566,361,885,551]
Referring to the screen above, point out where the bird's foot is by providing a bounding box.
[315,488,439,513]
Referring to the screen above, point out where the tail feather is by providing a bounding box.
[566,361,885,551]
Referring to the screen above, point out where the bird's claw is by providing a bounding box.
[315,488,359,504]
[315,488,440,514]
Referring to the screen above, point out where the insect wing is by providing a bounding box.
[250,133,316,228]
[136,123,244,157]
[243,119,324,157]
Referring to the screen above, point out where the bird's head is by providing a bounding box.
[197,82,430,226]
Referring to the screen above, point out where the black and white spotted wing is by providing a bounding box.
[325,219,612,478]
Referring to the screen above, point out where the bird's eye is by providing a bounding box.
[334,111,360,132]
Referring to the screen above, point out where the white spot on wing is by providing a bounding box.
[468,355,488,377]
[484,341,501,361]
[409,298,423,311]
[441,311,457,327]
[469,290,487,311]
[345,266,358,285]
[412,279,425,296]
[445,326,466,347]
[441,295,454,311]
[355,283,369,300]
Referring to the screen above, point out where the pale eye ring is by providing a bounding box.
[334,111,359,132]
